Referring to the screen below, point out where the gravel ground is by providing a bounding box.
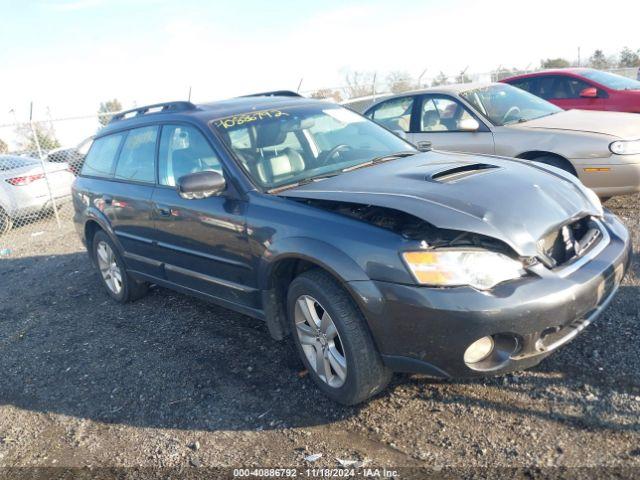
[0,195,638,474]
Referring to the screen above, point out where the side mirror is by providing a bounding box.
[580,87,598,98]
[416,141,432,152]
[458,118,480,131]
[177,171,226,199]
[393,129,408,139]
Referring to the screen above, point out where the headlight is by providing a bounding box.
[402,250,526,290]
[610,140,640,155]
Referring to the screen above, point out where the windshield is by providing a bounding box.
[581,69,640,91]
[461,84,562,126]
[211,104,416,190]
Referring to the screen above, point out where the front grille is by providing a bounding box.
[538,216,602,268]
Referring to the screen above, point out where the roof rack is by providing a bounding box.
[240,90,303,98]
[109,101,197,123]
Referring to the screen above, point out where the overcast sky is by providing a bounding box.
[2,0,640,143]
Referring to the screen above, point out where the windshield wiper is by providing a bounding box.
[341,151,417,173]
[267,172,341,194]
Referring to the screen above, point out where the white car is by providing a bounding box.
[0,155,75,234]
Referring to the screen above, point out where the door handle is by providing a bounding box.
[156,205,172,217]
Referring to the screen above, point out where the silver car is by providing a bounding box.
[363,83,640,198]
[0,155,75,234]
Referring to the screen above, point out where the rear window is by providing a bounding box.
[0,156,38,171]
[81,133,125,178]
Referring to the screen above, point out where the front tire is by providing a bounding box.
[287,269,391,405]
[92,230,148,303]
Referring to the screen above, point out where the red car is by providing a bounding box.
[502,68,640,113]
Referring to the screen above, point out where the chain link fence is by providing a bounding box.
[0,113,106,257]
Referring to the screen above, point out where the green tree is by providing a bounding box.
[588,50,611,70]
[0,138,8,154]
[98,98,123,127]
[541,58,571,69]
[15,122,61,154]
[618,47,640,67]
[431,71,449,86]
[386,70,414,93]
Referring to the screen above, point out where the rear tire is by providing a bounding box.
[0,208,12,235]
[287,269,392,405]
[92,230,148,303]
[532,155,577,176]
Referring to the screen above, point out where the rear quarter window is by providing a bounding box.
[80,133,125,178]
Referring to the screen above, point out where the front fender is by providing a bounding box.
[257,236,370,290]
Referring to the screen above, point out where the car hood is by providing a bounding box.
[517,109,640,139]
[279,151,602,257]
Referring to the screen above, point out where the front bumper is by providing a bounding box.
[575,155,640,197]
[348,212,632,378]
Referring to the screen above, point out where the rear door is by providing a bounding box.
[408,94,495,154]
[149,123,258,310]
[102,126,161,277]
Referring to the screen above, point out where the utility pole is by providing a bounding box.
[418,68,428,88]
[577,47,581,67]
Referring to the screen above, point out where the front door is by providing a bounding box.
[536,75,609,111]
[150,124,259,311]
[407,95,495,154]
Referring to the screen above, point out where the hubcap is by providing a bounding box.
[96,241,123,295]
[294,295,347,388]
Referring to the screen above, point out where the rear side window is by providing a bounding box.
[509,79,535,93]
[81,133,124,178]
[114,126,158,183]
[367,97,414,132]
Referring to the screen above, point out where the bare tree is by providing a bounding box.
[431,71,450,86]
[386,71,414,93]
[0,138,8,154]
[540,58,571,69]
[98,99,123,127]
[344,70,376,99]
[455,68,472,83]
[15,122,61,154]
[310,89,343,102]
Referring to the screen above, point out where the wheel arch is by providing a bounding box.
[515,150,578,176]
[82,208,123,263]
[258,238,373,341]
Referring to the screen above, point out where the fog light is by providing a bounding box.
[464,336,495,364]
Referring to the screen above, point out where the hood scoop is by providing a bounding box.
[430,163,499,183]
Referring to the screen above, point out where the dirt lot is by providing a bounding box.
[0,195,638,475]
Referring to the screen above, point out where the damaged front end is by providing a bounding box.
[294,198,531,291]
[293,197,609,292]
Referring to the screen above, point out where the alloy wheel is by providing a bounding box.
[294,295,347,388]
[96,241,123,295]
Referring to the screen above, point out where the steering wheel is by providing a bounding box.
[321,144,352,165]
[501,106,521,124]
